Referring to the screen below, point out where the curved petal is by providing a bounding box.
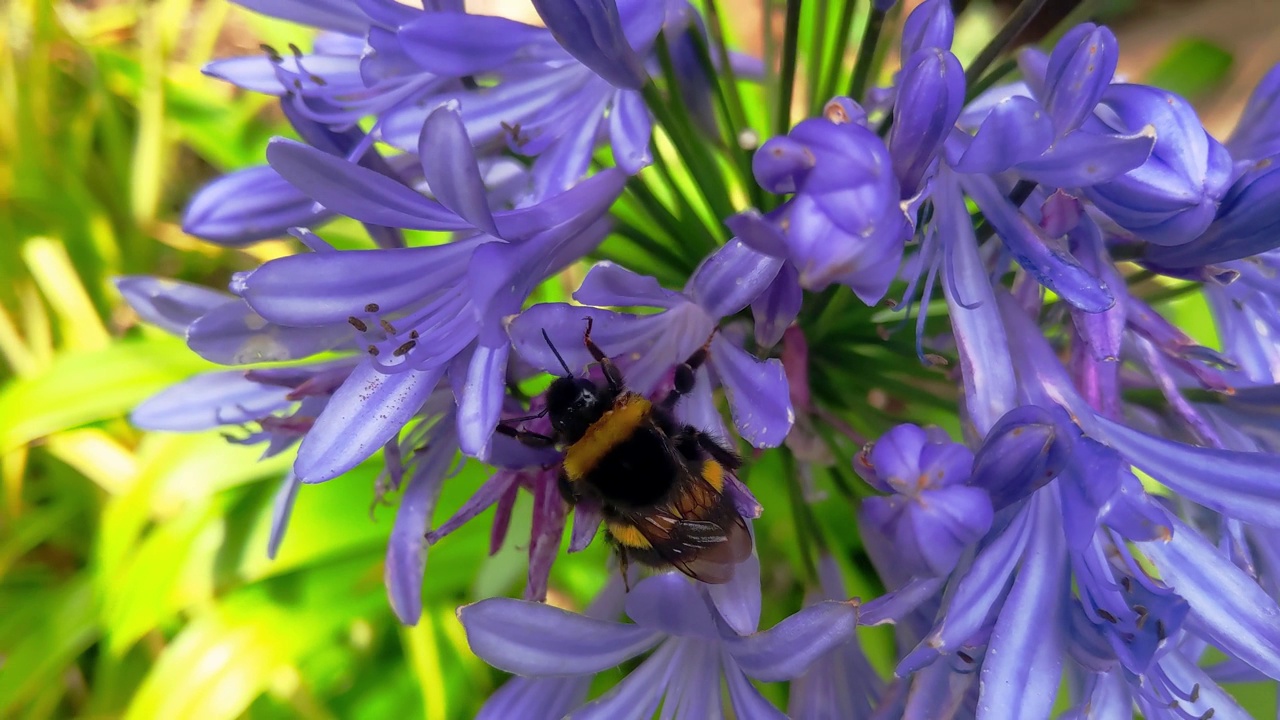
[508,303,665,377]
[266,471,301,559]
[530,0,652,90]
[493,168,626,242]
[723,653,789,718]
[182,164,326,245]
[1017,129,1155,188]
[568,641,677,720]
[419,104,499,236]
[751,262,802,348]
[724,600,859,681]
[624,573,717,639]
[460,597,663,676]
[386,435,453,625]
[457,342,510,456]
[608,89,652,174]
[397,12,554,75]
[293,361,443,483]
[976,491,1067,720]
[709,338,793,448]
[115,276,230,336]
[1042,24,1118,136]
[1142,517,1280,680]
[242,238,483,325]
[688,239,785,319]
[1097,417,1280,529]
[131,370,290,431]
[479,675,593,720]
[708,533,762,636]
[266,138,469,231]
[186,301,350,365]
[569,497,603,552]
[726,209,789,257]
[950,96,1053,174]
[232,0,371,35]
[575,261,684,309]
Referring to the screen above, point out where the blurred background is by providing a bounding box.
[2,0,1277,718]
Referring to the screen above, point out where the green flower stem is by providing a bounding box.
[781,450,821,582]
[965,56,1018,102]
[623,177,710,265]
[963,0,1051,88]
[775,0,805,137]
[804,0,830,116]
[816,0,860,107]
[686,26,763,208]
[649,145,724,254]
[609,218,698,277]
[846,4,887,102]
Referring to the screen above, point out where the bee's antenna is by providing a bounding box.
[542,329,573,376]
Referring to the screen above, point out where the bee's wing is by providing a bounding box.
[623,447,752,584]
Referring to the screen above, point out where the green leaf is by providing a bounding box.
[0,335,213,453]
[0,576,98,715]
[1145,38,1234,102]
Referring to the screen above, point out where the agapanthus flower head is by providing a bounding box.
[742,101,910,301]
[855,424,993,578]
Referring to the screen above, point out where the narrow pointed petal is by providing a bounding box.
[569,498,603,552]
[960,172,1114,313]
[857,576,946,626]
[950,96,1053,174]
[386,436,453,625]
[976,492,1066,720]
[419,104,500,236]
[608,89,652,174]
[294,362,443,483]
[115,276,230,336]
[266,471,301,559]
[493,168,626,242]
[688,239,784,318]
[397,12,552,76]
[1227,63,1280,160]
[723,654,789,718]
[708,535,762,635]
[901,0,954,56]
[182,164,326,245]
[1142,517,1280,679]
[266,138,469,231]
[708,338,793,448]
[751,262,802,348]
[725,600,859,681]
[186,301,350,365]
[575,261,684,308]
[457,343,510,456]
[725,210,790,257]
[460,598,663,676]
[242,239,483,325]
[568,641,676,720]
[1160,652,1252,720]
[936,171,1017,434]
[1041,24,1118,136]
[1097,417,1280,529]
[479,676,593,720]
[132,371,290,431]
[427,470,518,544]
[530,0,655,90]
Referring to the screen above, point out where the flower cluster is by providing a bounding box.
[127,0,1280,716]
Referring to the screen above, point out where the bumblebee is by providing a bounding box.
[497,319,751,584]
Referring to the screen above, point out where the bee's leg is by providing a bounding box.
[583,317,624,392]
[660,332,715,409]
[676,426,743,470]
[614,546,632,591]
[495,422,557,448]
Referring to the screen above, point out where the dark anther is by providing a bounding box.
[309,74,327,86]
[288,42,304,58]
[956,651,974,663]
[410,330,419,339]
[394,340,417,357]
[1097,609,1118,624]
[1190,684,1200,702]
[1156,619,1168,642]
[1201,709,1215,719]
[1168,700,1181,709]
[293,79,303,90]
[367,345,380,356]
[1121,576,1133,592]
[380,319,397,334]
[259,43,283,63]
[348,316,368,332]
[365,302,380,313]
[1133,604,1149,629]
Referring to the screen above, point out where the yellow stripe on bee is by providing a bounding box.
[703,459,724,492]
[606,520,652,549]
[562,394,652,480]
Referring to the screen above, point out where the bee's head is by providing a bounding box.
[545,376,606,441]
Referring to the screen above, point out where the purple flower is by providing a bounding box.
[1226,62,1280,163]
[508,240,793,448]
[744,102,910,301]
[900,0,954,57]
[236,105,623,476]
[888,48,965,199]
[461,567,858,718]
[854,424,992,578]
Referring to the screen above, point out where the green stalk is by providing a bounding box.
[817,0,860,105]
[846,5,887,102]
[775,0,805,137]
[803,0,830,115]
[965,57,1018,102]
[963,0,1051,88]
